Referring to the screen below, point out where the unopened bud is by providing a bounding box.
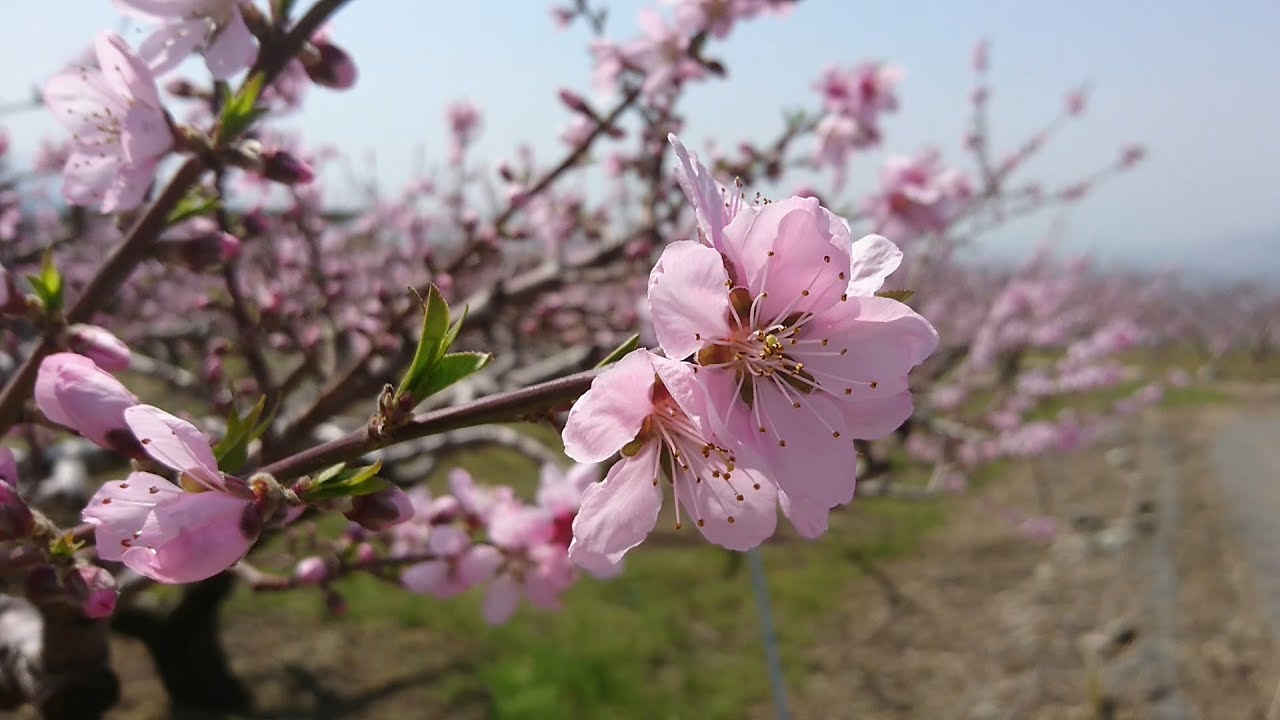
[70,565,117,619]
[262,149,316,185]
[303,39,358,90]
[154,231,241,271]
[557,89,592,115]
[66,324,131,372]
[164,78,201,98]
[343,486,414,531]
[293,556,330,585]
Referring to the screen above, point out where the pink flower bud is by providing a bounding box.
[558,89,592,115]
[303,39,358,90]
[293,556,330,585]
[155,232,242,271]
[1118,145,1146,169]
[344,486,414,531]
[262,149,316,185]
[73,565,118,619]
[164,78,200,98]
[355,542,377,565]
[35,354,141,455]
[66,324,131,372]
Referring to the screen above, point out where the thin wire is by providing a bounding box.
[748,548,791,720]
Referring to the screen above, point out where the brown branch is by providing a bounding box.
[258,369,597,481]
[0,158,207,434]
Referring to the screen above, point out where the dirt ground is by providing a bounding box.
[83,394,1280,719]
[787,397,1280,719]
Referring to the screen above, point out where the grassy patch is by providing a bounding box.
[229,440,947,720]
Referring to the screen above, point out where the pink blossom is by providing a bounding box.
[43,33,174,212]
[651,136,937,528]
[623,9,707,101]
[667,0,776,39]
[813,62,901,130]
[449,468,515,528]
[537,462,599,546]
[115,0,258,80]
[562,349,778,572]
[66,324,132,372]
[35,353,141,455]
[865,151,972,239]
[446,101,483,166]
[478,504,579,625]
[400,525,500,598]
[80,405,260,583]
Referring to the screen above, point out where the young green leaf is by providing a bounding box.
[396,284,452,398]
[301,461,389,501]
[25,251,63,314]
[167,189,221,226]
[595,333,640,368]
[216,73,266,143]
[213,396,271,474]
[410,351,493,400]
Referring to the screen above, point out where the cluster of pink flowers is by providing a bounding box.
[560,136,938,569]
[35,351,411,585]
[864,150,973,241]
[812,62,901,186]
[389,464,607,625]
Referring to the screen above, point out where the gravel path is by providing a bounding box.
[1212,408,1280,639]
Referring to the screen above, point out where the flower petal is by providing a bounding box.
[724,197,852,322]
[668,133,730,252]
[778,489,830,539]
[674,465,777,551]
[483,575,522,625]
[120,490,257,583]
[124,405,224,490]
[648,240,733,360]
[568,444,663,573]
[562,349,657,463]
[81,472,180,562]
[840,389,915,440]
[205,6,257,80]
[846,234,903,296]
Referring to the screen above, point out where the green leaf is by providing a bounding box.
[440,303,469,356]
[411,351,492,400]
[49,532,84,559]
[213,396,271,474]
[301,461,389,501]
[875,289,916,303]
[396,284,452,398]
[25,251,63,314]
[217,73,266,143]
[595,333,639,369]
[167,189,221,226]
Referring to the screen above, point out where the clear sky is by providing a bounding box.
[2,1,1277,283]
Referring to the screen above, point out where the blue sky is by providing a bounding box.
[2,1,1277,282]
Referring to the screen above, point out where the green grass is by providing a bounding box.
[229,430,946,720]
